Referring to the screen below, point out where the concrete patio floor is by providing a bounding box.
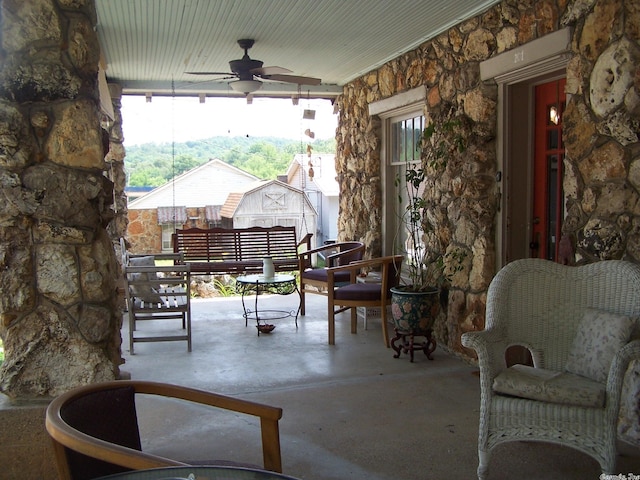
[121,292,640,480]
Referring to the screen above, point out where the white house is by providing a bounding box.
[127,158,319,253]
[127,159,260,252]
[282,153,338,246]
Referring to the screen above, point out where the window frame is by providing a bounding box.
[376,101,427,258]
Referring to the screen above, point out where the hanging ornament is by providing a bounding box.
[308,160,315,181]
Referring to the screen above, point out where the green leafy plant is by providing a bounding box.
[213,278,235,297]
[422,119,465,170]
[394,119,466,292]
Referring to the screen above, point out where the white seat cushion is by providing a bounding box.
[492,364,605,408]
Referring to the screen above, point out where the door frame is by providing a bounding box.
[480,28,571,267]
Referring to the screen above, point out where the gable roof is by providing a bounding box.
[220,179,316,219]
[128,159,259,209]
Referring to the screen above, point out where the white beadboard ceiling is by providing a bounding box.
[96,0,501,100]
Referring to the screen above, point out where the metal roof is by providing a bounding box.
[96,0,501,100]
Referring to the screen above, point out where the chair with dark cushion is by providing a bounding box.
[298,241,365,315]
[45,380,284,480]
[326,255,403,347]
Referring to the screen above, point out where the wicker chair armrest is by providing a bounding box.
[462,329,508,380]
[606,339,640,409]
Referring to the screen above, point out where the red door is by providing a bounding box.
[531,78,566,261]
[507,78,566,368]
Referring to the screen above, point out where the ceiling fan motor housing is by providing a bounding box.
[229,58,263,80]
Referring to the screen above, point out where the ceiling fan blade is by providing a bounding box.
[184,71,235,76]
[252,66,292,76]
[264,74,322,86]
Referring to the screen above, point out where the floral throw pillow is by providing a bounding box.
[564,309,636,383]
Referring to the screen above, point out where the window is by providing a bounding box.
[369,86,427,259]
[390,114,425,166]
[382,111,426,261]
[390,113,426,270]
[161,224,174,251]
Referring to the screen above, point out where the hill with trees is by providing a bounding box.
[124,136,336,187]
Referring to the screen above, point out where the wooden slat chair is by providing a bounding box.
[124,252,192,353]
[45,380,284,480]
[326,255,404,347]
[298,241,365,315]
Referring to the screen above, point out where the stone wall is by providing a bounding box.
[0,0,121,400]
[564,2,640,262]
[127,207,216,254]
[104,84,129,245]
[128,209,164,254]
[335,0,640,358]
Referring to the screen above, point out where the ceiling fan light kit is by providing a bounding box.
[230,79,262,94]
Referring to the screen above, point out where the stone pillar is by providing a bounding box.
[0,0,122,401]
[104,83,129,244]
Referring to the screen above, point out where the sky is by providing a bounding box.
[120,95,339,147]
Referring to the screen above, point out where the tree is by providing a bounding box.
[125,136,336,187]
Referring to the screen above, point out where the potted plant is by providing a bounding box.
[389,118,466,358]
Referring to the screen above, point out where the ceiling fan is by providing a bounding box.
[186,39,321,94]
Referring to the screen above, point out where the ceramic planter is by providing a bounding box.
[389,285,439,362]
[390,285,440,333]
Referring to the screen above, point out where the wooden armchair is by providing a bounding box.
[461,259,640,479]
[45,380,284,480]
[298,241,365,315]
[326,255,403,347]
[124,252,192,353]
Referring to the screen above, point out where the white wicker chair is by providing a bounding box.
[461,258,640,479]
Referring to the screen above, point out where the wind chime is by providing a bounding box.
[298,88,317,239]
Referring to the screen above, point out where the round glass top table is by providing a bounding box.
[98,465,301,480]
[235,274,301,334]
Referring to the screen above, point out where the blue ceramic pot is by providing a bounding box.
[390,285,440,333]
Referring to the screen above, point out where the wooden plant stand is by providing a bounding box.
[391,328,436,362]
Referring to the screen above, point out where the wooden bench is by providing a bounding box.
[172,226,312,275]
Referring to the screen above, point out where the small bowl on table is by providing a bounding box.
[257,324,276,334]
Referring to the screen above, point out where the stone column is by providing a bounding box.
[0,0,122,401]
[104,83,129,244]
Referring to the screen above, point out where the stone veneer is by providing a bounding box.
[335,0,640,441]
[0,0,122,400]
[104,84,129,245]
[128,207,211,254]
[335,0,639,352]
